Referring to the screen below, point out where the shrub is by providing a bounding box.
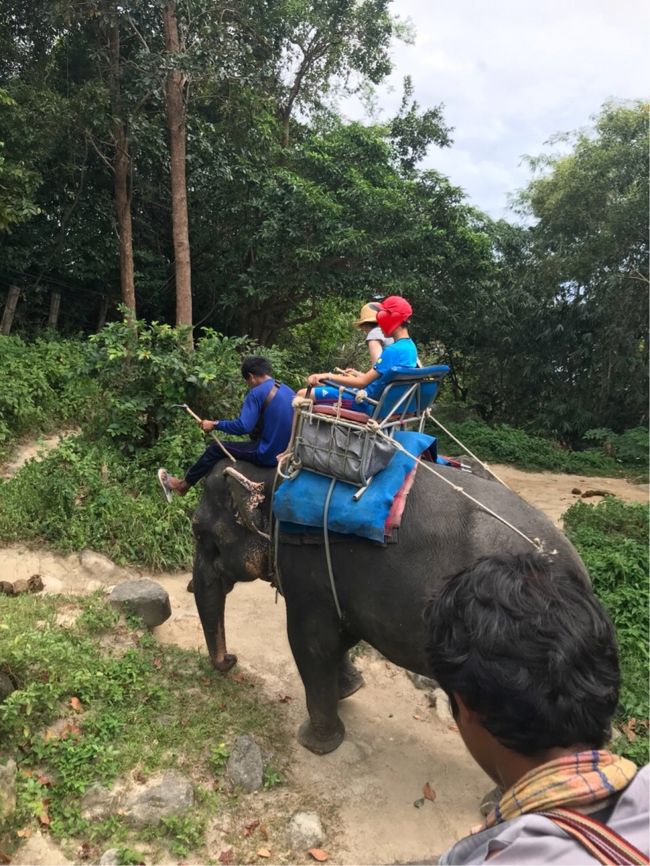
[431,415,631,476]
[0,334,94,454]
[564,498,649,764]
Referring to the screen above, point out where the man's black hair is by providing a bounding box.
[241,356,272,379]
[425,553,620,755]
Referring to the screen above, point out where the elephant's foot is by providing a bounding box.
[338,667,365,700]
[212,653,237,673]
[297,718,345,755]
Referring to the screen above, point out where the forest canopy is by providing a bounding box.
[0,1,647,445]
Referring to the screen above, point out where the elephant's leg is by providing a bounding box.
[192,542,237,673]
[338,649,365,700]
[287,607,346,755]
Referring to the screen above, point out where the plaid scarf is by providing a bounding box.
[485,750,638,828]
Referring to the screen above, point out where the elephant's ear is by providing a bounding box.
[223,467,269,539]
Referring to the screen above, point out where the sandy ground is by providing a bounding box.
[0,437,647,863]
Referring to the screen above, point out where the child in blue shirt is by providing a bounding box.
[298,296,417,412]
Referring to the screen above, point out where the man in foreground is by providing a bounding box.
[158,356,295,499]
[426,553,648,865]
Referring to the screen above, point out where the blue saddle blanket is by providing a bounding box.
[272,431,434,543]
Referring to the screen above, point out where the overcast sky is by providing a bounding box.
[341,0,649,219]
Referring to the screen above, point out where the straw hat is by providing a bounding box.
[353,302,382,328]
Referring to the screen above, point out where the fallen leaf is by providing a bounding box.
[38,808,50,827]
[231,673,246,684]
[423,782,436,802]
[153,657,162,670]
[413,713,423,721]
[70,696,83,712]
[448,724,459,733]
[278,694,292,703]
[308,849,328,862]
[16,828,32,838]
[621,718,637,743]
[37,773,53,787]
[258,824,269,841]
[256,848,271,858]
[243,820,260,837]
[413,797,425,809]
[218,849,234,864]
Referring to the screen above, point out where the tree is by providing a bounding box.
[517,100,649,439]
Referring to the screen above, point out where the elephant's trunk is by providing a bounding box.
[192,540,237,673]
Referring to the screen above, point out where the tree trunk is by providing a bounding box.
[163,1,192,338]
[1,285,20,335]
[97,295,109,331]
[108,22,136,317]
[47,291,61,329]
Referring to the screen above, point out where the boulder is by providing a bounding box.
[98,849,121,865]
[226,735,264,792]
[406,671,438,692]
[80,782,119,821]
[0,758,16,819]
[287,811,325,850]
[432,688,455,725]
[0,670,16,702]
[122,770,193,827]
[109,579,171,627]
[11,831,72,865]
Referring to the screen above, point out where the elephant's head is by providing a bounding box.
[190,462,278,672]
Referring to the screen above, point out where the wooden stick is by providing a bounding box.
[179,404,236,463]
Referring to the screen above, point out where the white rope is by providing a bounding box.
[366,421,542,552]
[425,411,508,487]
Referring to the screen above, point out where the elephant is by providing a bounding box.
[190,460,587,755]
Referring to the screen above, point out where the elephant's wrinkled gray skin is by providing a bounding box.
[192,461,587,754]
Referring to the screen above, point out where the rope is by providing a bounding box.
[366,421,542,552]
[425,411,508,487]
[323,477,343,619]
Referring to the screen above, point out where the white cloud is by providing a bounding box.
[342,0,649,217]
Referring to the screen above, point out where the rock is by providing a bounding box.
[406,671,438,691]
[479,785,503,817]
[98,849,121,865]
[226,735,264,792]
[287,811,325,850]
[581,489,610,499]
[122,770,193,827]
[11,831,72,865]
[571,487,582,495]
[0,670,16,702]
[80,782,118,821]
[0,758,17,819]
[109,579,171,628]
[79,549,121,582]
[432,688,455,726]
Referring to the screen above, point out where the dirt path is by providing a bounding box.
[0,454,647,863]
[0,430,78,478]
[490,464,648,526]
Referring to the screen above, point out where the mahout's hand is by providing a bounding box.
[200,419,217,432]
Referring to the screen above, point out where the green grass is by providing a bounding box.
[0,593,287,860]
[564,498,649,765]
[0,430,202,571]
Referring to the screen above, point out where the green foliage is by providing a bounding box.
[432,415,630,476]
[0,434,199,570]
[86,318,254,449]
[0,334,94,455]
[584,427,649,471]
[0,593,286,856]
[564,499,649,764]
